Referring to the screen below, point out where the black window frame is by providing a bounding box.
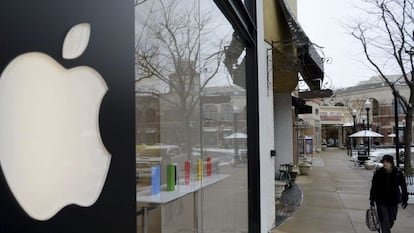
[213,1,260,232]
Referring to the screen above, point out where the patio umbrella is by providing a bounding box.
[343,122,354,127]
[349,130,384,138]
[224,132,247,139]
[387,133,396,138]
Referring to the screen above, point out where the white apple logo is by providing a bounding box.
[0,23,111,221]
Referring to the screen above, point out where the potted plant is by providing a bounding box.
[298,163,312,175]
[274,180,286,199]
[289,170,298,182]
[363,160,376,170]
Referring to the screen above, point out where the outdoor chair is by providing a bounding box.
[278,164,293,188]
[406,175,414,198]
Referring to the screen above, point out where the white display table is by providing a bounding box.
[136,174,229,233]
[137,174,229,204]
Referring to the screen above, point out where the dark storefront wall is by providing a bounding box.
[322,124,341,147]
[0,0,135,232]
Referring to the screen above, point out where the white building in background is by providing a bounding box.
[319,75,412,147]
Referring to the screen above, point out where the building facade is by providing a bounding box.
[320,75,412,148]
[0,1,325,232]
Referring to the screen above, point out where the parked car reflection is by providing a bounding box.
[136,144,184,183]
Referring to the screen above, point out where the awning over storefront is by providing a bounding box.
[298,89,333,99]
[223,32,246,88]
[277,0,324,91]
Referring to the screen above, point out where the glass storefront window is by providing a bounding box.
[135,0,247,232]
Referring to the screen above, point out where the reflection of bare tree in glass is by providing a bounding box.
[350,0,414,173]
[134,0,147,6]
[135,0,225,159]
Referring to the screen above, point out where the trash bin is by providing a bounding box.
[357,149,367,156]
[357,149,369,165]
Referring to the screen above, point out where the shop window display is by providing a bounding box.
[135,0,247,232]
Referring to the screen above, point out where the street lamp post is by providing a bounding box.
[401,119,406,166]
[393,91,400,168]
[364,99,372,155]
[233,106,241,163]
[352,109,357,149]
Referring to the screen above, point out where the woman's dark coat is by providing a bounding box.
[370,167,408,206]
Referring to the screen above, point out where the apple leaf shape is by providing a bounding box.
[62,23,91,59]
[0,52,111,221]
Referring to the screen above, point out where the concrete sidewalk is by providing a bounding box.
[272,148,414,233]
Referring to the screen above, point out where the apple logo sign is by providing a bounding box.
[0,23,111,221]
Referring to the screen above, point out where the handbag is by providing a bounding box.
[366,206,380,231]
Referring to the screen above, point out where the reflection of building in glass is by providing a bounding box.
[135,1,249,232]
[136,85,246,148]
[136,56,202,147]
[202,86,246,148]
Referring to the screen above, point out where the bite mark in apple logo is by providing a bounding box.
[0,23,111,221]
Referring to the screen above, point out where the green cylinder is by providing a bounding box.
[166,164,176,191]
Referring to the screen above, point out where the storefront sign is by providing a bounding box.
[295,121,311,128]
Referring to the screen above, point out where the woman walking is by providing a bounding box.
[370,154,408,233]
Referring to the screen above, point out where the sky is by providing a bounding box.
[297,0,378,89]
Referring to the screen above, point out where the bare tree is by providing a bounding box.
[135,0,226,159]
[350,0,414,174]
[135,0,147,6]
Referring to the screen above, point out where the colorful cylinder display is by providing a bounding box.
[184,160,191,185]
[197,159,203,181]
[151,165,161,195]
[206,157,212,176]
[166,164,176,191]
